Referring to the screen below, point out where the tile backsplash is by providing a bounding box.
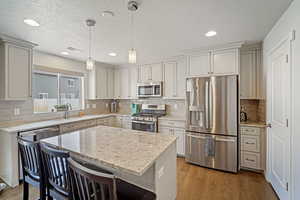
[240,99,266,122]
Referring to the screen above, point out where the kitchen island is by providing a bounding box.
[41,126,177,200]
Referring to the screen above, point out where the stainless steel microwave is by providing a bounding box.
[137,82,162,98]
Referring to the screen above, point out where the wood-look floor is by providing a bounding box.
[0,158,278,200]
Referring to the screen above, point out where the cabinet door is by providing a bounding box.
[176,58,187,99]
[151,63,163,81]
[140,65,151,82]
[174,128,185,156]
[212,49,239,75]
[96,67,107,99]
[107,68,114,99]
[114,70,121,99]
[120,68,130,99]
[7,44,31,99]
[240,51,256,98]
[164,62,176,98]
[256,49,265,99]
[130,67,138,99]
[188,53,211,76]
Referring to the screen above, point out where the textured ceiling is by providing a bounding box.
[0,0,292,65]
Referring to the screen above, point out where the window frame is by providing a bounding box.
[32,70,85,114]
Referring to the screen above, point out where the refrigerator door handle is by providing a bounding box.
[205,81,209,129]
[209,78,214,130]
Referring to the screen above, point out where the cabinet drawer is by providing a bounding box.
[241,127,260,136]
[159,120,185,128]
[241,135,260,152]
[241,152,261,170]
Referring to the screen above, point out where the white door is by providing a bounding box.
[267,38,291,200]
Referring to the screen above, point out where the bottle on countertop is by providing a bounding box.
[240,106,248,122]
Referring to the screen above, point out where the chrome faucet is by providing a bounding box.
[64,103,72,119]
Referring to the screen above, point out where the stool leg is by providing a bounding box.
[23,182,29,200]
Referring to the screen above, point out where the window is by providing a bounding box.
[32,71,84,113]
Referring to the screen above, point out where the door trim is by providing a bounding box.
[266,30,295,200]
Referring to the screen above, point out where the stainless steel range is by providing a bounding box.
[131,104,166,132]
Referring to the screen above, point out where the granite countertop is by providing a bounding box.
[240,121,267,128]
[0,114,131,133]
[41,126,177,176]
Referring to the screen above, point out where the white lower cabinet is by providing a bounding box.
[240,126,265,171]
[158,119,186,156]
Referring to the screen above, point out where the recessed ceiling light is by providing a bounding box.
[23,19,40,27]
[61,51,69,55]
[108,52,117,57]
[205,31,217,37]
[102,10,114,17]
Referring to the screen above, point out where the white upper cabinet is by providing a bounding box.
[163,57,187,99]
[120,68,130,99]
[0,35,36,100]
[114,69,121,99]
[239,44,264,99]
[240,50,256,99]
[212,49,239,75]
[88,66,115,100]
[188,53,211,76]
[139,63,163,82]
[107,68,114,99]
[129,67,138,99]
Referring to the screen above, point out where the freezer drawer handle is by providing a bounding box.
[246,158,255,162]
[186,134,207,140]
[245,142,255,145]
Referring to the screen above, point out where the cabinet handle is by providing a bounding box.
[246,158,255,162]
[245,142,255,145]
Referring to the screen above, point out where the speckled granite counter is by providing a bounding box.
[42,126,177,199]
[41,126,176,176]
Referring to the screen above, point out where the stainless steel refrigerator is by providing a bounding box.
[185,75,238,173]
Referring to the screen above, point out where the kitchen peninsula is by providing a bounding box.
[41,126,177,200]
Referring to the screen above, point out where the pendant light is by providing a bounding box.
[86,19,96,70]
[128,1,139,64]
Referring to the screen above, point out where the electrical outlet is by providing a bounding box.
[92,104,96,109]
[14,108,20,116]
[158,166,164,179]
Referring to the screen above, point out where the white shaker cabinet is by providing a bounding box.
[120,68,130,99]
[139,63,163,82]
[129,67,138,99]
[114,69,121,99]
[187,53,211,76]
[163,57,186,99]
[212,49,239,75]
[0,35,36,100]
[240,50,257,99]
[88,66,114,100]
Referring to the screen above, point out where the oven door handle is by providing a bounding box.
[132,120,156,125]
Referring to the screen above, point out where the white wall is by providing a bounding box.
[263,0,300,199]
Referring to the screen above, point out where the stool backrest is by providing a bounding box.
[68,158,117,200]
[40,142,70,196]
[18,137,42,180]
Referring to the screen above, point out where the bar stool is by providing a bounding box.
[68,158,156,200]
[40,142,70,200]
[17,137,46,200]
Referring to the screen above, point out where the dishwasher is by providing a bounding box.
[18,126,60,181]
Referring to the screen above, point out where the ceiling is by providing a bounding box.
[0,0,292,65]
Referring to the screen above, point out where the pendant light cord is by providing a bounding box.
[89,25,92,59]
[131,12,134,49]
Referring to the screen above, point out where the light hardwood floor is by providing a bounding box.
[0,158,278,200]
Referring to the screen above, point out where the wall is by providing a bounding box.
[263,0,300,199]
[118,99,186,118]
[0,51,111,125]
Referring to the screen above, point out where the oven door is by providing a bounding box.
[132,120,157,132]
